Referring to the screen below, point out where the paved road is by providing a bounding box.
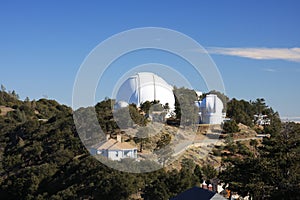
[234,137,262,142]
[172,135,263,157]
[173,138,221,157]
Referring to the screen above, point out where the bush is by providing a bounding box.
[223,120,240,133]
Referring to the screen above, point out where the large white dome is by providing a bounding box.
[116,72,175,111]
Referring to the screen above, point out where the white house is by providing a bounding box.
[90,135,137,161]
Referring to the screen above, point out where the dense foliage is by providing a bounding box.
[220,122,300,199]
[1,87,299,200]
[222,120,240,133]
[226,98,278,127]
[173,87,198,126]
[0,89,204,200]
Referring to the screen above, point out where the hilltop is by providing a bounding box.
[0,89,299,199]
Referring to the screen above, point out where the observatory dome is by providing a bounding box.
[197,94,224,124]
[115,72,175,113]
[114,101,129,109]
[200,94,223,114]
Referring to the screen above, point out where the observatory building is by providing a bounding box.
[115,72,175,116]
[195,94,225,124]
[115,72,225,124]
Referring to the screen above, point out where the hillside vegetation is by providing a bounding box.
[0,88,299,200]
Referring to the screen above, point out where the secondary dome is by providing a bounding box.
[115,72,175,112]
[200,94,223,114]
[195,94,225,124]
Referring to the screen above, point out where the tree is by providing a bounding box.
[156,145,174,167]
[202,164,218,180]
[222,120,240,133]
[140,101,152,114]
[134,126,151,152]
[114,107,134,129]
[141,100,164,114]
[252,98,266,114]
[220,122,300,199]
[156,133,171,150]
[260,122,300,199]
[173,87,198,126]
[11,90,19,99]
[181,158,196,172]
[226,98,254,126]
[194,165,203,183]
[1,84,6,92]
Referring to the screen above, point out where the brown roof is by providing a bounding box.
[92,139,137,150]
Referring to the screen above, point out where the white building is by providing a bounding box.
[114,72,226,124]
[195,94,225,125]
[90,135,137,161]
[254,114,271,125]
[115,72,175,117]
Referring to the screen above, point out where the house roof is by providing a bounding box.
[92,139,137,150]
[170,187,226,200]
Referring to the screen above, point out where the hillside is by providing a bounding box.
[0,91,207,200]
[0,89,299,199]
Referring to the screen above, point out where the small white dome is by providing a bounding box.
[114,101,129,109]
[198,94,224,124]
[195,90,203,97]
[200,94,223,114]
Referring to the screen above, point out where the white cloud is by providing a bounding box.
[262,68,277,72]
[206,47,300,63]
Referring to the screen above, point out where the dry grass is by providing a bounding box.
[0,106,14,116]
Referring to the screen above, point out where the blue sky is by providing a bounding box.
[1,1,300,118]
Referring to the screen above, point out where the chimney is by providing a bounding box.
[211,178,218,192]
[117,134,122,143]
[208,184,213,191]
[106,134,110,141]
[202,181,207,189]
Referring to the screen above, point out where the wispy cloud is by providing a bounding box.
[262,68,277,72]
[206,47,300,63]
[281,116,300,123]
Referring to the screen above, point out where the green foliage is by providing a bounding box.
[0,89,22,107]
[226,98,280,128]
[193,164,203,183]
[0,90,205,199]
[134,126,152,152]
[226,98,254,126]
[140,100,164,114]
[114,107,132,128]
[140,100,166,123]
[1,88,298,200]
[156,133,171,150]
[128,104,148,126]
[220,122,300,199]
[173,87,198,126]
[202,164,218,180]
[222,120,240,133]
